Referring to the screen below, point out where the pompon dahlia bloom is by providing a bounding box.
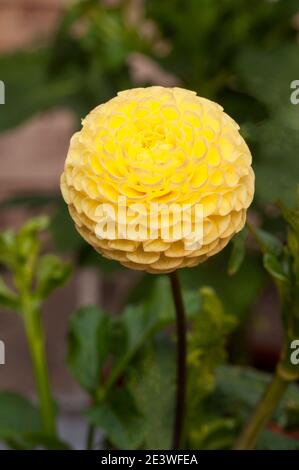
[61,87,254,273]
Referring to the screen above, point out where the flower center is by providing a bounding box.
[140,125,167,150]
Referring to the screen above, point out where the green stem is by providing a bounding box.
[169,271,187,450]
[23,302,56,436]
[234,370,289,450]
[86,423,96,450]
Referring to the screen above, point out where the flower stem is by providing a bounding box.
[169,271,187,450]
[23,302,56,436]
[86,423,96,450]
[234,370,289,449]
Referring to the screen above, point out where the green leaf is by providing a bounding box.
[280,205,299,237]
[212,365,299,449]
[0,217,49,273]
[50,203,84,253]
[0,392,41,446]
[215,365,299,421]
[0,392,68,449]
[11,433,71,450]
[0,277,20,311]
[0,217,48,294]
[186,288,236,441]
[106,303,157,388]
[0,49,79,132]
[283,402,299,431]
[19,216,50,235]
[128,337,175,449]
[251,227,283,257]
[228,229,248,275]
[237,46,299,111]
[0,230,17,267]
[86,387,145,450]
[35,254,72,300]
[279,203,299,281]
[67,306,111,394]
[17,216,49,259]
[107,277,200,388]
[236,46,299,205]
[253,119,299,206]
[15,216,50,285]
[257,430,299,450]
[184,289,237,449]
[188,417,236,450]
[181,250,265,319]
[215,365,271,418]
[263,253,289,284]
[287,228,299,281]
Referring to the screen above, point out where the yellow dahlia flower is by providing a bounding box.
[60,87,254,273]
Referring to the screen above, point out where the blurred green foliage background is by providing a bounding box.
[1,0,299,450]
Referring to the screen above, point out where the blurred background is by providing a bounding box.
[1,0,299,448]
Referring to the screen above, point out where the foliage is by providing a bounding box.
[1,0,299,276]
[248,198,299,378]
[67,279,225,449]
[1,0,299,207]
[67,275,299,450]
[0,218,71,449]
[0,217,71,309]
[1,209,299,449]
[237,46,299,206]
[1,0,299,451]
[185,288,236,449]
[214,365,299,450]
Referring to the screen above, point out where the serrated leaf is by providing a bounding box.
[0,277,20,311]
[35,254,72,300]
[251,227,283,257]
[186,288,237,449]
[0,392,41,447]
[67,306,111,393]
[237,45,299,205]
[287,228,299,281]
[188,417,236,450]
[14,217,51,288]
[187,287,236,406]
[228,229,248,275]
[0,230,17,267]
[263,253,289,284]
[106,303,157,388]
[280,205,299,236]
[237,45,299,111]
[6,432,71,450]
[17,216,49,259]
[20,216,50,235]
[283,402,299,431]
[25,433,70,450]
[106,277,201,388]
[86,388,145,450]
[128,337,175,449]
[215,365,299,421]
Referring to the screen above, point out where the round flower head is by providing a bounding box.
[61,87,254,273]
